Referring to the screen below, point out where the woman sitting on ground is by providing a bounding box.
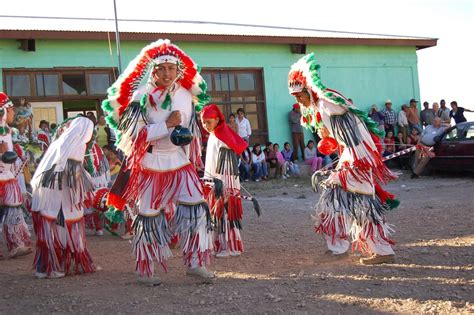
[304,140,323,173]
[251,143,268,181]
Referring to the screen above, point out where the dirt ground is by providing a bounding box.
[1,171,473,314]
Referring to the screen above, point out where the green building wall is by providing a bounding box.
[0,39,420,145]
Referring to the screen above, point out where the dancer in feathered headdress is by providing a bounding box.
[0,92,32,260]
[288,53,398,265]
[102,39,214,285]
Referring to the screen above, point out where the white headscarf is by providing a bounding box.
[32,117,94,187]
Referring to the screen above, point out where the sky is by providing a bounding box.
[4,0,474,119]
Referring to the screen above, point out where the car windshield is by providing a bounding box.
[465,126,474,140]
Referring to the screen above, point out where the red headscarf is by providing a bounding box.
[201,104,248,155]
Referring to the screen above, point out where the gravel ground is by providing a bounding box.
[0,171,473,314]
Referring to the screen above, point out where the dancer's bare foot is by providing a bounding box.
[186,266,215,281]
[137,275,162,286]
[9,246,32,258]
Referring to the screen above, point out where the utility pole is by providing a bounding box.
[113,0,123,73]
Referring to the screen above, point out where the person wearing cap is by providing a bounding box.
[407,99,422,135]
[0,92,32,260]
[103,39,214,285]
[288,103,305,161]
[381,100,397,134]
[420,101,434,128]
[369,104,385,135]
[397,104,409,143]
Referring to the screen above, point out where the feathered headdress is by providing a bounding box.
[0,92,14,136]
[288,53,383,137]
[102,39,209,140]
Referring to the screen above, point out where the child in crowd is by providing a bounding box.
[304,140,323,173]
[282,142,300,175]
[228,113,239,134]
[383,131,395,156]
[264,142,278,177]
[251,143,268,181]
[407,128,420,146]
[273,143,288,179]
[239,146,252,182]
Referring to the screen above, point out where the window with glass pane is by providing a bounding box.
[36,74,59,96]
[88,73,110,95]
[62,73,87,95]
[237,73,255,91]
[201,73,213,91]
[215,73,235,91]
[5,74,31,96]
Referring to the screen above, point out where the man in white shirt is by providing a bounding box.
[236,108,252,142]
[397,104,409,143]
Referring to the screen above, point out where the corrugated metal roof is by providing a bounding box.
[0,15,435,40]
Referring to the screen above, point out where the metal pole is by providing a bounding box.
[113,0,123,73]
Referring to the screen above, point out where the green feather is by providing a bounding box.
[386,198,400,210]
[161,93,172,110]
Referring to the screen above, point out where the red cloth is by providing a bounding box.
[201,104,248,155]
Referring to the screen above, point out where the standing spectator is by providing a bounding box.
[273,143,288,179]
[433,102,451,128]
[383,131,395,156]
[439,99,451,127]
[227,113,239,134]
[304,140,322,173]
[420,101,434,128]
[450,101,473,124]
[96,115,115,148]
[282,142,300,175]
[236,108,252,142]
[381,100,397,133]
[239,146,252,182]
[397,104,409,143]
[288,103,305,161]
[251,143,268,181]
[411,117,446,178]
[369,104,385,135]
[407,99,422,134]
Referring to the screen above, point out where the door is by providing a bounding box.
[201,69,268,144]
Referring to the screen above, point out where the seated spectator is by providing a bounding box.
[281,142,300,175]
[273,143,288,179]
[228,113,239,134]
[412,117,445,178]
[407,128,420,146]
[304,140,323,173]
[395,131,409,169]
[383,131,395,156]
[251,143,268,181]
[239,147,252,182]
[264,142,278,178]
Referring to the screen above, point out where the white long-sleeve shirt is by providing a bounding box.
[398,110,408,127]
[252,151,265,164]
[237,117,252,138]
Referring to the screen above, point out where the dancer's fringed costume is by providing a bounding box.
[102,39,214,281]
[201,104,248,257]
[31,116,96,278]
[288,54,398,263]
[0,92,32,260]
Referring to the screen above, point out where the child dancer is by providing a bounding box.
[201,104,248,257]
